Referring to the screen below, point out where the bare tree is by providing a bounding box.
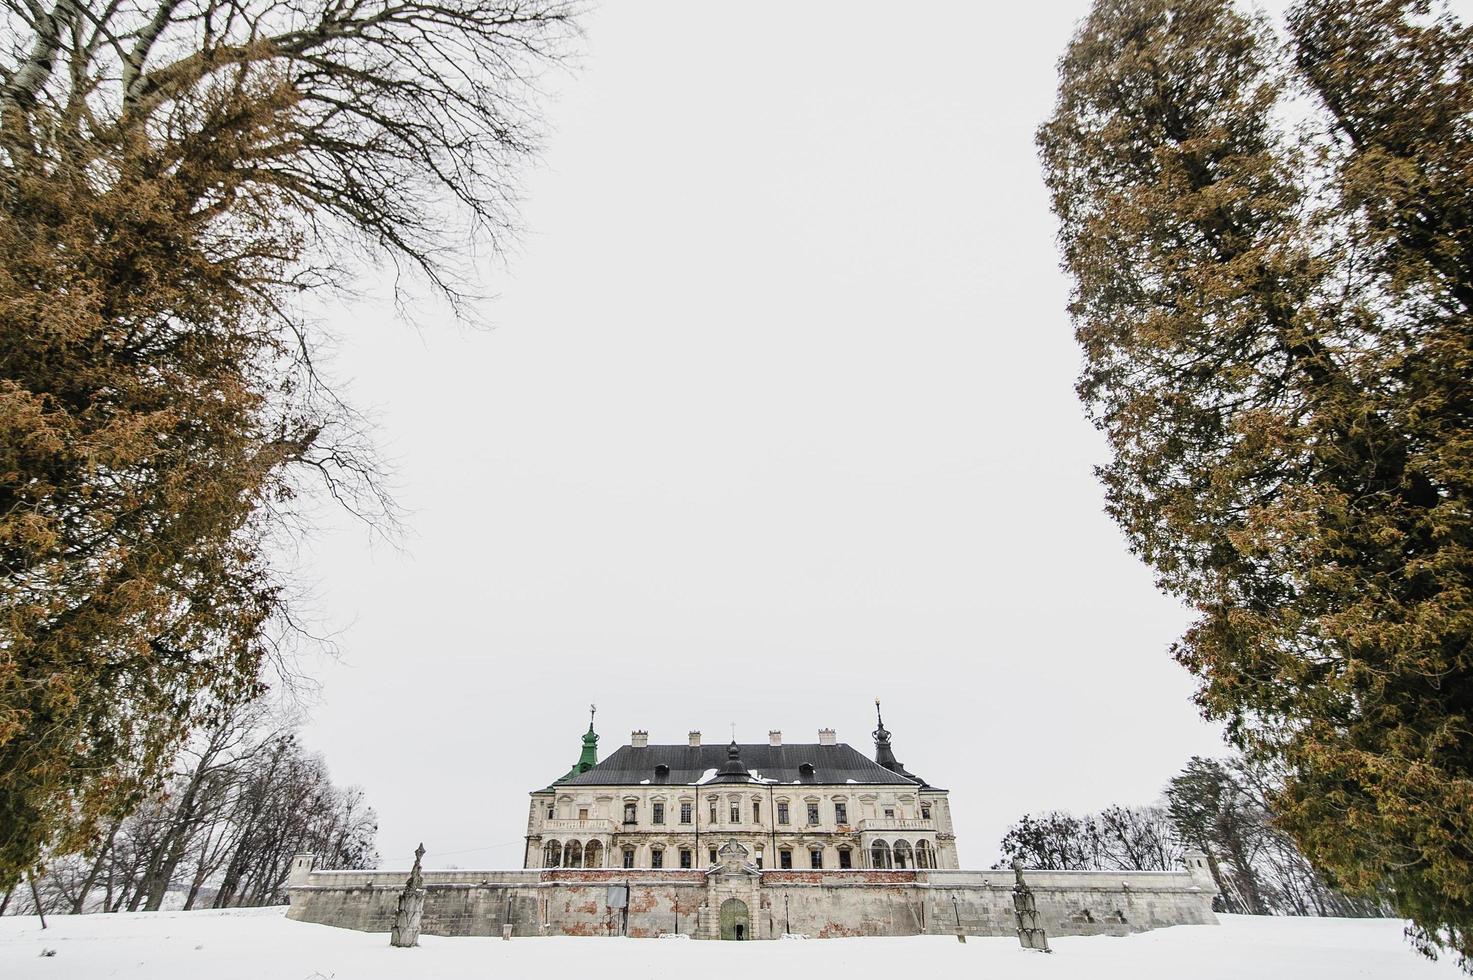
[10,699,378,915]
[996,806,1180,872]
[1165,755,1386,917]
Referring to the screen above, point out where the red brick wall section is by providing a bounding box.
[543,869,706,884]
[762,870,917,884]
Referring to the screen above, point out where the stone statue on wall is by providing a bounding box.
[390,843,427,948]
[1012,859,1051,953]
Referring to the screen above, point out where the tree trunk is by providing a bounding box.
[72,817,123,913]
[28,873,47,928]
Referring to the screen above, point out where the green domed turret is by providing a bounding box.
[558,704,600,782]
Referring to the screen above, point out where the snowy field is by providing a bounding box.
[0,906,1463,980]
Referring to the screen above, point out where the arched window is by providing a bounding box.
[584,840,603,868]
[915,839,934,869]
[870,840,892,869]
[544,840,562,868]
[893,840,913,869]
[565,840,583,868]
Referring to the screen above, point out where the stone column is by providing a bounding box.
[1012,860,1051,953]
[390,844,427,948]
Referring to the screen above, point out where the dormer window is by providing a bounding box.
[655,764,670,781]
[799,762,815,778]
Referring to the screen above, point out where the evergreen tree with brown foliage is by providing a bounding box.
[1,0,575,893]
[1040,0,1472,967]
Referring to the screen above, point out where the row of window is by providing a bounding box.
[540,838,936,870]
[606,799,934,827]
[551,799,935,827]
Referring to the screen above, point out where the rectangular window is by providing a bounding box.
[709,848,718,865]
[810,849,823,869]
[709,802,718,823]
[807,803,820,825]
[624,802,638,823]
[753,800,761,822]
[622,849,635,869]
[780,850,793,869]
[578,807,589,820]
[777,802,789,825]
[921,803,932,820]
[834,802,847,824]
[730,802,740,822]
[884,807,895,819]
[838,849,852,869]
[755,849,764,869]
[680,849,692,869]
[680,803,693,824]
[651,849,663,869]
[652,802,665,825]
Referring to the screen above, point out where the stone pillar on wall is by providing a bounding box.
[1182,849,1220,909]
[1183,850,1213,886]
[287,853,316,889]
[695,903,717,939]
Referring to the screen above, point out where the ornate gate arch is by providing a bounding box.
[719,898,749,940]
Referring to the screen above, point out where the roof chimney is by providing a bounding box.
[631,730,648,748]
[818,728,836,746]
[688,731,701,747]
[769,730,783,746]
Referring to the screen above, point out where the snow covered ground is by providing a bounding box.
[0,906,1462,979]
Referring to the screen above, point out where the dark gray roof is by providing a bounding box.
[555,742,923,787]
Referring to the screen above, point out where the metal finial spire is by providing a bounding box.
[589,703,597,729]
[730,721,736,742]
[875,698,884,728]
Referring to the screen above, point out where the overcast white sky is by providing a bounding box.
[295,0,1234,871]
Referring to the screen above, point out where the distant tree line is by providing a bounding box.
[0,702,376,916]
[995,753,1385,918]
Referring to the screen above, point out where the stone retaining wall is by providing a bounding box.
[285,851,1218,940]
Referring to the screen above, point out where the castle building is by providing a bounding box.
[524,704,959,872]
[287,701,1218,940]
